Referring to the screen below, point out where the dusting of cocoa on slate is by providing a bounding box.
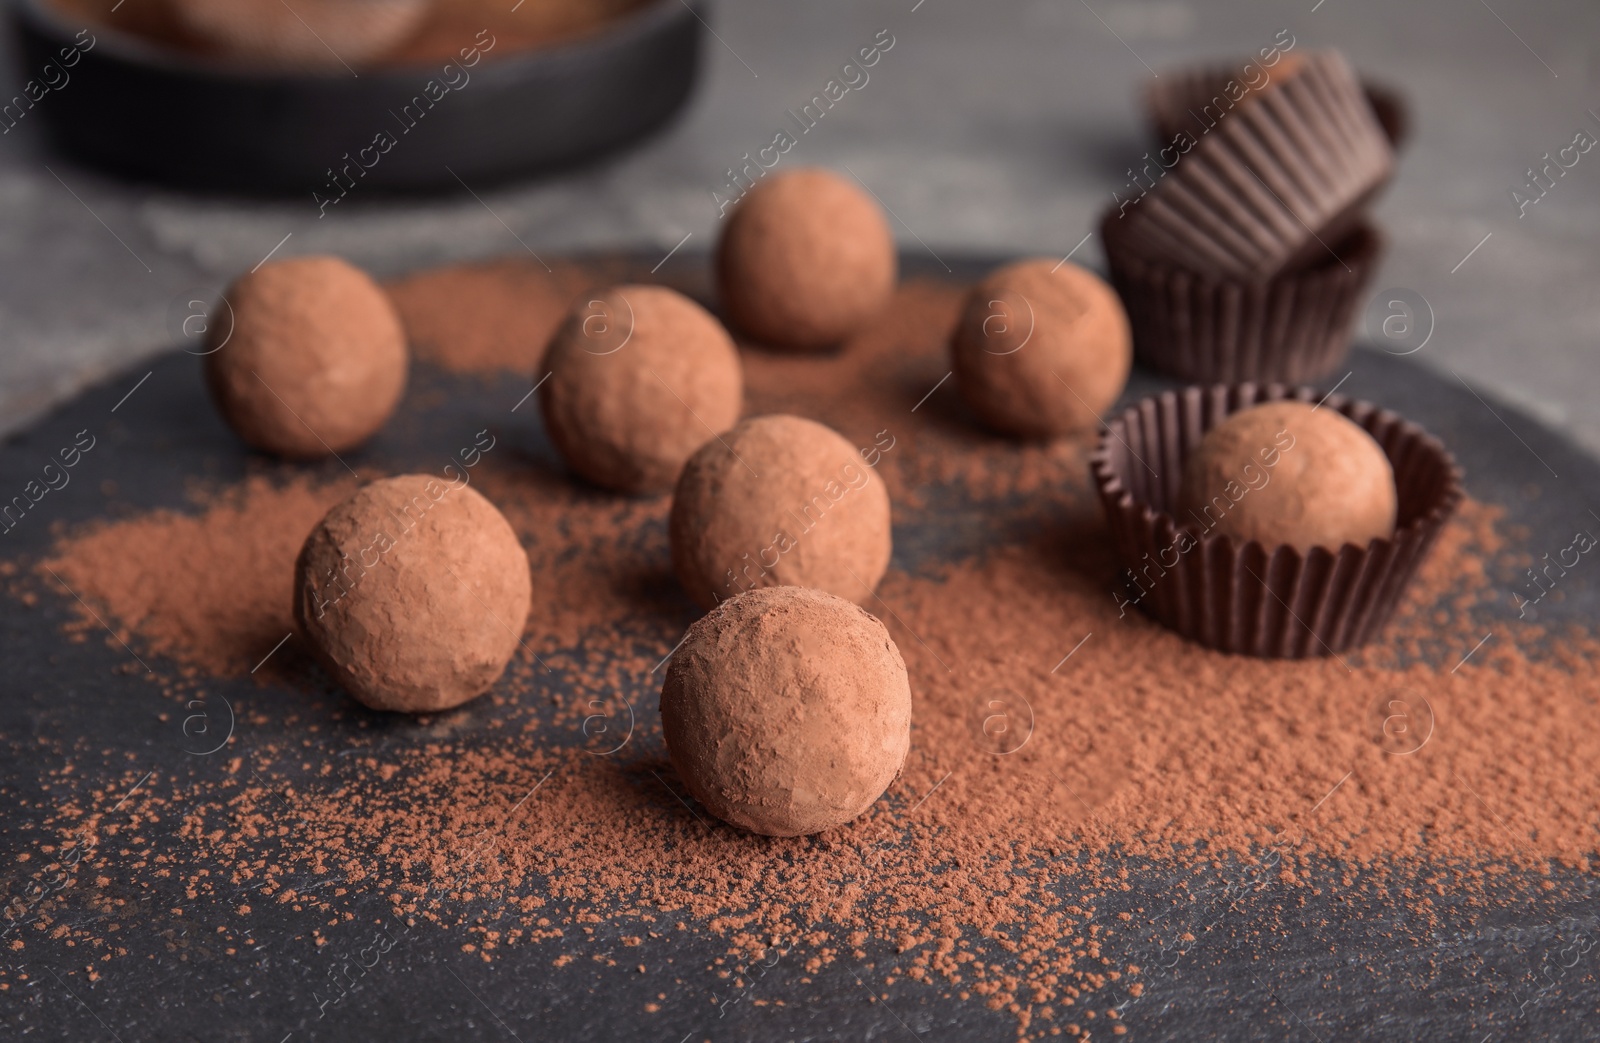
[42,475,357,676]
[10,258,1598,1038]
[384,259,597,377]
[384,260,633,379]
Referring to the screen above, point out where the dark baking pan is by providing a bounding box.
[6,0,703,194]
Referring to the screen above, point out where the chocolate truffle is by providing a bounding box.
[295,475,533,713]
[660,585,912,836]
[165,0,428,67]
[538,285,743,494]
[716,168,896,351]
[950,259,1131,439]
[1177,400,1397,554]
[204,256,408,459]
[670,415,892,609]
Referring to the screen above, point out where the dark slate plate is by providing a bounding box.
[0,253,1595,1042]
[8,0,703,193]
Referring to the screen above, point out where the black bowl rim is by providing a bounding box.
[12,0,694,83]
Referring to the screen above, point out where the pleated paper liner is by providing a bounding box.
[1114,50,1395,282]
[1144,65,1411,151]
[1101,208,1384,384]
[1089,384,1463,659]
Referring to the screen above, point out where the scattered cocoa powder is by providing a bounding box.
[384,259,596,377]
[40,474,357,676]
[9,255,1597,1039]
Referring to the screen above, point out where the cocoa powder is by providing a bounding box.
[385,259,596,377]
[39,474,357,676]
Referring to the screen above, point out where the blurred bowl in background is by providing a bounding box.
[8,0,704,194]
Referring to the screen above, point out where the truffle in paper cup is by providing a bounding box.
[1089,383,1462,658]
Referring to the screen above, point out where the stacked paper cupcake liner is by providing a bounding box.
[1102,213,1383,384]
[1104,50,1397,384]
[1113,51,1393,281]
[1145,66,1410,152]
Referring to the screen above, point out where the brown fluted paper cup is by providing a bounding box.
[1089,384,1463,658]
[1101,209,1384,384]
[1144,63,1411,151]
[1113,50,1394,281]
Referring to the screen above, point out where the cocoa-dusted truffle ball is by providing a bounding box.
[950,259,1131,438]
[670,415,891,609]
[204,256,407,459]
[539,285,743,494]
[294,475,532,713]
[717,168,896,351]
[1177,401,1397,554]
[660,585,912,836]
[165,0,428,67]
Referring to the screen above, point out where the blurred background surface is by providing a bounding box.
[1,0,1596,453]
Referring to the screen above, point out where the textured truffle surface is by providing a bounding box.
[716,168,896,351]
[660,585,912,837]
[670,415,891,609]
[539,285,743,494]
[204,256,408,459]
[1177,400,1397,554]
[165,0,429,67]
[950,259,1131,438]
[294,475,532,713]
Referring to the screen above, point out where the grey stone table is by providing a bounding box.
[1,0,1597,457]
